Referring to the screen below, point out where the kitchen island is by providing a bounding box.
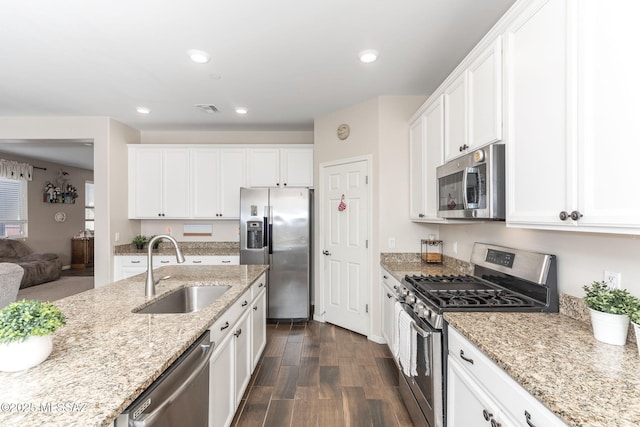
[0,264,268,427]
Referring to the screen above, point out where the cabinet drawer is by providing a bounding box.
[209,288,251,347]
[448,327,567,427]
[381,269,400,291]
[250,273,267,301]
[211,256,239,265]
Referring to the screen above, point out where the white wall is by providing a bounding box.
[0,116,140,287]
[437,222,640,299]
[314,96,433,340]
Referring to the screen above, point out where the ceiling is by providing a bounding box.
[0,0,516,169]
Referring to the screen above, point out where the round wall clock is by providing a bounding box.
[54,212,67,223]
[337,124,350,140]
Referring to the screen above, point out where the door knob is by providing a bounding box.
[322,250,331,256]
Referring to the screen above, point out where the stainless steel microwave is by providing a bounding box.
[436,144,505,220]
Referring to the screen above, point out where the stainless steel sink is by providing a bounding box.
[134,285,231,314]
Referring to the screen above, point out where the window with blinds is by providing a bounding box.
[0,177,28,238]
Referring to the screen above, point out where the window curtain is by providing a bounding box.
[0,159,33,181]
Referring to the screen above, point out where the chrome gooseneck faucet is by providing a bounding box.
[145,234,186,297]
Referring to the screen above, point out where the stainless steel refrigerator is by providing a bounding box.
[239,187,312,321]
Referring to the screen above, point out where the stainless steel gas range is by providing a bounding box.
[394,242,558,427]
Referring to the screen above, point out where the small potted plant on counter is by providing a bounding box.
[583,281,635,346]
[132,235,148,250]
[628,299,640,355]
[0,300,67,372]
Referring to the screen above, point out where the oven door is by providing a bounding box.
[398,303,444,427]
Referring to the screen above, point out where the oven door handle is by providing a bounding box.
[411,320,431,338]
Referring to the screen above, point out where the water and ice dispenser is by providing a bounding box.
[246,221,263,249]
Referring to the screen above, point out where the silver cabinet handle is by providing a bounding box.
[386,293,393,299]
[131,260,141,264]
[459,349,474,364]
[570,210,583,221]
[220,321,230,331]
[258,282,264,288]
[160,260,170,264]
[524,411,537,427]
[559,211,569,221]
[253,306,258,311]
[241,300,248,307]
[234,328,242,338]
[191,260,202,264]
[221,260,231,263]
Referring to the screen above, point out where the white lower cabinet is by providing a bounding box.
[251,287,267,370]
[380,269,399,349]
[114,255,239,281]
[447,326,567,427]
[208,273,267,427]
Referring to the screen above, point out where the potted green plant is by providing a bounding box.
[583,281,634,345]
[132,235,148,250]
[628,298,640,355]
[0,300,66,372]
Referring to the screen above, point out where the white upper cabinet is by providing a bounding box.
[468,36,503,148]
[410,95,445,222]
[128,147,190,218]
[409,114,427,220]
[506,0,640,234]
[192,148,246,219]
[247,146,313,187]
[505,0,571,227]
[444,73,468,161]
[129,144,312,219]
[444,37,503,161]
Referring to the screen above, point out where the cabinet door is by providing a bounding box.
[209,331,235,427]
[576,0,640,230]
[281,148,313,187]
[468,36,503,148]
[251,288,266,370]
[380,278,396,349]
[162,149,190,218]
[114,256,146,281]
[191,149,221,218]
[130,148,163,218]
[409,116,426,220]
[219,149,246,218]
[424,95,445,220]
[234,308,252,405]
[505,0,573,226]
[247,148,280,187]
[447,356,513,427]
[444,73,468,161]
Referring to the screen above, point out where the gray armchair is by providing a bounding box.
[0,263,24,308]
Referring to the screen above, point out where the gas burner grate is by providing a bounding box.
[427,289,535,308]
[405,274,479,284]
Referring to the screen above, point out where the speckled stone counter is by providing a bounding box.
[380,253,471,281]
[445,312,640,427]
[114,241,239,256]
[0,264,268,427]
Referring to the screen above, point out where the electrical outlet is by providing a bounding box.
[452,241,458,254]
[604,270,621,289]
[114,232,120,242]
[388,238,396,249]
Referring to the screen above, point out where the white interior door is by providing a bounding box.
[321,158,370,335]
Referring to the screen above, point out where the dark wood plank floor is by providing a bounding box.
[232,321,414,427]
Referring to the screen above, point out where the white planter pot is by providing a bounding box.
[589,308,629,346]
[633,322,640,356]
[0,335,53,372]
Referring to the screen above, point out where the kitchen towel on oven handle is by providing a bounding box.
[396,305,418,377]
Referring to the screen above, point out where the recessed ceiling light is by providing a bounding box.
[235,107,248,115]
[359,50,379,63]
[136,106,150,114]
[188,49,211,64]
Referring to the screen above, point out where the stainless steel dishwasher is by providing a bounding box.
[115,330,214,427]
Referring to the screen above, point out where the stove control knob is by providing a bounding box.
[405,292,417,304]
[414,302,428,318]
[399,287,410,297]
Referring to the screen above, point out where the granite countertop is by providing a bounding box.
[114,241,240,257]
[0,264,268,427]
[445,312,640,427]
[381,255,640,426]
